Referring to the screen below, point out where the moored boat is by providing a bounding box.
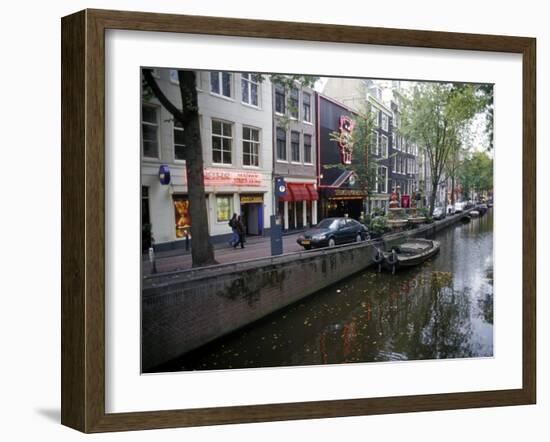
[374,239,440,274]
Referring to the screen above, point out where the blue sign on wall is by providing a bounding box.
[158,165,171,185]
[275,176,287,197]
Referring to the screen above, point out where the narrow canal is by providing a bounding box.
[175,210,494,371]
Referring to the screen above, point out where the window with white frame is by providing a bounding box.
[242,126,260,167]
[275,85,286,114]
[289,88,299,119]
[276,127,287,161]
[173,119,185,161]
[212,119,232,164]
[380,135,388,158]
[302,92,311,123]
[392,132,396,149]
[392,155,397,173]
[210,71,232,98]
[169,69,179,84]
[304,134,313,164]
[377,166,388,193]
[241,73,259,106]
[216,195,233,222]
[291,131,300,162]
[370,132,379,156]
[141,103,160,158]
[381,113,389,131]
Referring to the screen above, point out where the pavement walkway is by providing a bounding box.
[143,232,304,274]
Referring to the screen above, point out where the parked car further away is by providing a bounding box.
[297,217,369,250]
[432,206,446,220]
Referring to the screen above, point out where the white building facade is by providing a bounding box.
[141,69,274,250]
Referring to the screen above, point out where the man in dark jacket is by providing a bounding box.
[233,216,246,249]
[228,213,238,246]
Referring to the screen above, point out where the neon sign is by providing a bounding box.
[338,115,355,165]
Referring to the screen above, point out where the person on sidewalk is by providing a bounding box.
[228,213,238,247]
[234,216,246,249]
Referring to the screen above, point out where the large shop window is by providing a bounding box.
[216,195,233,222]
[243,126,260,167]
[210,71,232,98]
[241,73,259,106]
[141,103,159,158]
[173,195,191,239]
[212,120,232,164]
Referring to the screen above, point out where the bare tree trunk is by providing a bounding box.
[450,174,456,205]
[429,179,438,216]
[178,72,217,267]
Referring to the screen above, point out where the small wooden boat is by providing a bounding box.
[377,239,440,274]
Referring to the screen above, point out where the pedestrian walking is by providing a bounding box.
[234,216,246,249]
[228,213,238,247]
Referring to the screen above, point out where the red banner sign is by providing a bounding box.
[203,168,262,187]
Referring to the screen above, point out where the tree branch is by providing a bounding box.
[142,69,187,123]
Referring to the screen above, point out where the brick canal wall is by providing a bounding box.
[142,210,472,371]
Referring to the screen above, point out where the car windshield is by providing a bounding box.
[316,219,338,230]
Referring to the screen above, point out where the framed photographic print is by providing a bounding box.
[61,9,536,433]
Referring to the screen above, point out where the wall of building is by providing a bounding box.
[142,69,274,247]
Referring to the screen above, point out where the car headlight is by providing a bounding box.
[312,234,327,240]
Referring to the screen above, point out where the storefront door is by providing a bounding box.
[240,195,264,236]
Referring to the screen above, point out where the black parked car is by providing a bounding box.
[297,217,369,250]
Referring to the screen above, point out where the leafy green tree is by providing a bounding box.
[459,151,493,200]
[400,83,485,214]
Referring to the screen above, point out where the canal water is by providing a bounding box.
[175,210,494,371]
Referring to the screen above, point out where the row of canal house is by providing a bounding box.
[321,78,420,216]
[141,69,419,251]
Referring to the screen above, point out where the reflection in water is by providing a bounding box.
[176,210,494,371]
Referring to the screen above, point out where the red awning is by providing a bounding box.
[279,183,316,202]
[306,184,319,201]
[290,184,310,201]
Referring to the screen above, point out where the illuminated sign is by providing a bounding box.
[338,115,355,165]
[203,168,262,187]
[240,195,264,204]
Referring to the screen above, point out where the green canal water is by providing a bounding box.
[175,210,494,371]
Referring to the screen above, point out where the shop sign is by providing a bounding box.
[240,195,264,204]
[204,168,262,187]
[338,115,355,165]
[158,164,171,185]
[274,176,287,197]
[332,188,366,197]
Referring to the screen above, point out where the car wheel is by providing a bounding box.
[356,233,362,242]
[328,237,336,247]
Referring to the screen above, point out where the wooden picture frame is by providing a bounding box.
[61,9,536,433]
